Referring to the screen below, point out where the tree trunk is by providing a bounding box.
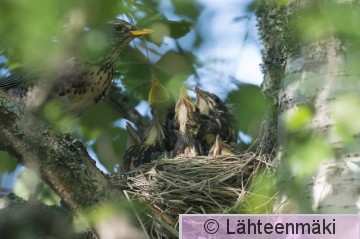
[257,0,360,213]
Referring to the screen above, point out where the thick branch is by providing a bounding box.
[0,91,112,210]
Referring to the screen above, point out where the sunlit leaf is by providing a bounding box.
[14,169,40,200]
[14,169,60,205]
[237,171,275,214]
[288,137,332,178]
[165,74,187,99]
[283,105,313,131]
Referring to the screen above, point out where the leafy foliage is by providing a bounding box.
[0,152,17,174]
[237,170,275,214]
[228,84,266,144]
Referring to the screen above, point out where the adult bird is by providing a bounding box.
[195,86,236,154]
[0,19,152,116]
[122,74,174,172]
[173,86,203,157]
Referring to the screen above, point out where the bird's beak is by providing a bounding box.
[130,28,153,36]
[209,135,222,155]
[194,86,208,113]
[125,122,141,146]
[180,86,189,99]
[148,73,169,105]
[179,86,196,112]
[195,86,206,99]
[194,86,201,94]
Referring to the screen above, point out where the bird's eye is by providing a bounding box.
[114,24,124,32]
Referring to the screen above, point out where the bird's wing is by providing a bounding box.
[0,57,83,90]
[0,72,27,89]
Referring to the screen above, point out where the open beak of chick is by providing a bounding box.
[148,73,170,106]
[195,86,210,116]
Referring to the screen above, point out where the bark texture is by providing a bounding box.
[258,0,360,213]
[256,3,288,155]
[0,91,112,210]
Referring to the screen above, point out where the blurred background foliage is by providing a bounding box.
[274,1,360,213]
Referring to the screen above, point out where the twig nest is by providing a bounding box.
[122,152,273,238]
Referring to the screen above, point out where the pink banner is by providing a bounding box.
[180,215,359,239]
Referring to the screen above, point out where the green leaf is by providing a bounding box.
[227,84,267,139]
[155,50,193,77]
[80,101,120,140]
[80,100,129,171]
[0,151,18,173]
[287,137,332,179]
[237,170,275,214]
[14,169,60,204]
[93,128,128,172]
[172,0,200,20]
[167,20,194,39]
[165,74,187,99]
[283,105,314,131]
[117,47,152,99]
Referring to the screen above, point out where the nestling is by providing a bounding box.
[173,86,203,157]
[195,86,237,154]
[122,74,174,172]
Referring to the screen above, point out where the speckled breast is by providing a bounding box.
[54,66,114,115]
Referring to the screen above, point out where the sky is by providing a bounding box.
[196,0,263,87]
[156,0,263,99]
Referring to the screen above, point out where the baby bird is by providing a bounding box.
[148,74,177,151]
[195,86,236,154]
[208,135,236,156]
[122,74,174,172]
[173,86,203,157]
[122,113,167,172]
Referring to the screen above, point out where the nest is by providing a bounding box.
[120,152,274,238]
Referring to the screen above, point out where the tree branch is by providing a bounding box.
[0,91,112,210]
